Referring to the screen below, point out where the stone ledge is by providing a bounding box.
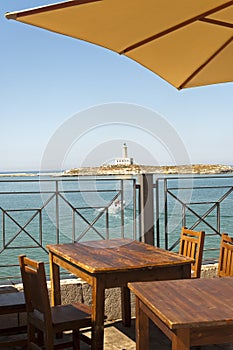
[200,263,218,278]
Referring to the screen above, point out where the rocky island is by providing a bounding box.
[64,164,233,176]
[64,144,233,176]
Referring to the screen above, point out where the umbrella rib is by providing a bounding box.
[178,36,233,90]
[200,18,233,29]
[120,1,233,54]
[5,0,100,19]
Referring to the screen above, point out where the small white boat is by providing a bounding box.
[108,199,125,213]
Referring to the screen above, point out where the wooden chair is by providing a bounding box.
[19,255,92,350]
[218,233,233,277]
[179,227,205,278]
[0,291,27,348]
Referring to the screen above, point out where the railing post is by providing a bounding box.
[120,179,124,238]
[133,179,137,240]
[72,210,75,242]
[217,202,220,233]
[55,181,59,244]
[155,179,160,247]
[2,210,5,248]
[106,210,109,239]
[182,205,186,228]
[39,209,42,245]
[164,179,168,250]
[138,174,154,245]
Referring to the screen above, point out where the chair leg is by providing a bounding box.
[73,330,80,350]
[37,329,44,347]
[28,323,37,349]
[44,329,55,350]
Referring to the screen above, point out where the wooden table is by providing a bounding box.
[47,238,192,350]
[128,277,233,350]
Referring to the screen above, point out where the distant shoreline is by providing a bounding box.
[0,172,63,177]
[1,164,233,177]
[0,172,38,177]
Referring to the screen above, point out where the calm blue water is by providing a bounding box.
[1,173,233,282]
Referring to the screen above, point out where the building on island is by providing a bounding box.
[115,143,134,166]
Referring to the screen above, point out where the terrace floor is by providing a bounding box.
[4,319,233,349]
[81,318,233,350]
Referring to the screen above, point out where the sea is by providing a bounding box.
[1,171,233,283]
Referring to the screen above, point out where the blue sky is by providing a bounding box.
[1,0,233,172]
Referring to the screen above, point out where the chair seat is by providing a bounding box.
[32,303,92,330]
[51,303,92,330]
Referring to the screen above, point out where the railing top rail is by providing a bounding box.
[168,184,233,189]
[155,174,233,181]
[0,175,136,182]
[0,189,124,195]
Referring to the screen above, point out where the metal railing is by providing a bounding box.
[1,173,233,282]
[155,174,233,263]
[0,176,138,282]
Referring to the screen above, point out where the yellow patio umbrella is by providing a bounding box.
[5,0,233,89]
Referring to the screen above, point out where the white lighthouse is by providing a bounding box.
[115,143,134,166]
[122,143,128,158]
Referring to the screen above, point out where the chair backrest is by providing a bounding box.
[18,255,52,330]
[179,227,205,278]
[218,233,233,277]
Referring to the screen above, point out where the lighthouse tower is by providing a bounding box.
[115,143,134,165]
[122,143,128,158]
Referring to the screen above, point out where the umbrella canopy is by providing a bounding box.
[5,0,233,89]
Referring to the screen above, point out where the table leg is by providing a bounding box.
[121,286,131,326]
[182,264,192,279]
[92,278,105,350]
[136,297,149,350]
[172,328,190,350]
[49,252,61,307]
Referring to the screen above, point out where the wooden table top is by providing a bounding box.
[47,239,192,274]
[128,277,233,329]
